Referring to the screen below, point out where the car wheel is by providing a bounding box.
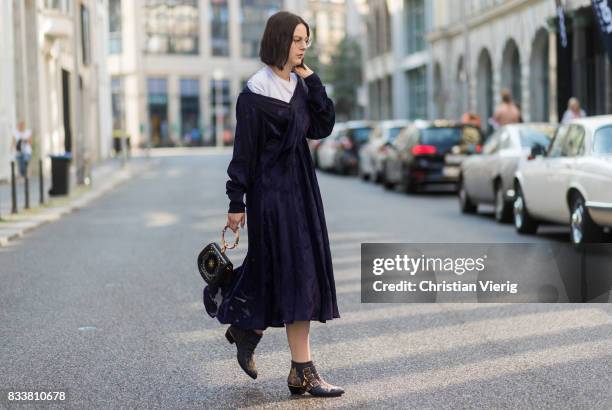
[570,193,603,246]
[358,165,369,181]
[458,179,477,214]
[382,161,395,190]
[494,183,512,223]
[513,184,538,234]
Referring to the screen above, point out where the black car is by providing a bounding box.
[380,120,483,192]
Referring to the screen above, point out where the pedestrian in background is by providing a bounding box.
[492,88,521,128]
[561,97,586,124]
[202,11,344,398]
[12,120,32,178]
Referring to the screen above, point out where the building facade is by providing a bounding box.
[303,0,346,65]
[428,0,612,133]
[108,0,312,149]
[361,0,433,121]
[0,0,111,183]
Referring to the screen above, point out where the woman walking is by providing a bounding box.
[203,11,343,397]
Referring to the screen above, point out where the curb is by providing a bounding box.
[0,158,158,247]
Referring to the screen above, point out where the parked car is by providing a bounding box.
[513,115,612,245]
[381,120,483,193]
[316,123,346,172]
[331,120,376,175]
[358,119,411,182]
[308,122,344,168]
[459,123,556,222]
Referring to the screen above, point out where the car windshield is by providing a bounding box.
[388,127,403,143]
[519,126,554,148]
[593,125,612,154]
[350,127,373,143]
[420,127,468,152]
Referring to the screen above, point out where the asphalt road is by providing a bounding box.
[1,148,611,409]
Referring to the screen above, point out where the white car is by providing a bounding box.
[459,123,555,222]
[513,115,612,244]
[316,123,345,172]
[358,119,411,182]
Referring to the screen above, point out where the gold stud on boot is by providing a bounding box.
[287,360,344,397]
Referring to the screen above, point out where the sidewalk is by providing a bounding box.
[0,155,158,246]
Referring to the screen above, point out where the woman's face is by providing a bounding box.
[289,23,308,67]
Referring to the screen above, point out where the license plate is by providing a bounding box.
[442,166,460,178]
[444,154,464,165]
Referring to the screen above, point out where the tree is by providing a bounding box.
[326,36,363,121]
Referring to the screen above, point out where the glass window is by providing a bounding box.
[210,79,232,146]
[349,127,374,144]
[518,126,554,149]
[407,66,427,120]
[147,77,169,147]
[405,0,425,54]
[144,0,199,55]
[180,79,201,146]
[421,127,462,146]
[111,76,125,131]
[547,125,570,158]
[109,0,122,54]
[240,0,282,58]
[562,125,585,157]
[44,0,71,13]
[593,125,612,154]
[388,127,404,143]
[211,0,229,56]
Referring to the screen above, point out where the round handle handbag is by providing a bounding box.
[197,224,240,286]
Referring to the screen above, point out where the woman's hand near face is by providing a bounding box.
[293,62,314,79]
[227,212,245,233]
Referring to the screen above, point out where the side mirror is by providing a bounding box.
[528,144,546,160]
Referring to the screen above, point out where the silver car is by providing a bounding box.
[358,119,411,182]
[459,123,555,222]
[513,115,612,245]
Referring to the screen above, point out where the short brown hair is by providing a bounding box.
[259,11,310,70]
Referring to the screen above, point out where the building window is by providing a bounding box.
[405,0,425,54]
[147,78,170,147]
[81,4,91,65]
[111,76,126,131]
[210,79,231,145]
[144,0,199,55]
[180,78,202,146]
[44,0,71,13]
[109,0,122,54]
[211,0,230,56]
[407,66,427,119]
[240,0,282,58]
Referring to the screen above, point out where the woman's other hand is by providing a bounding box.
[227,212,245,233]
[293,62,313,79]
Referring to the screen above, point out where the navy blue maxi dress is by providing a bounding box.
[203,72,340,330]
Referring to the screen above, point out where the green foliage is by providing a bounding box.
[325,36,363,120]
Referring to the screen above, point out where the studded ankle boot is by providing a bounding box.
[287,360,344,397]
[225,325,263,379]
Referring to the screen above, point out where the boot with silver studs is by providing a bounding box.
[287,360,344,397]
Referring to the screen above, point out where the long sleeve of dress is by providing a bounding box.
[226,95,259,213]
[304,72,335,140]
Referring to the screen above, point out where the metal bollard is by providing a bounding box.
[24,160,30,209]
[11,161,17,214]
[39,158,44,205]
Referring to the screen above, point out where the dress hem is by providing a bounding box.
[212,313,341,330]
